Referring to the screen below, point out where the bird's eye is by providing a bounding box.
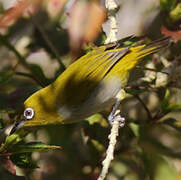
[24,108,34,120]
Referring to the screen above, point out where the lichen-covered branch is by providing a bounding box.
[98,1,125,179]
[104,0,118,44]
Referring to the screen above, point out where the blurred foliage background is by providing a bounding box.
[0,0,181,179]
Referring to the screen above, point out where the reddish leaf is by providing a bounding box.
[161,26,181,42]
[46,0,67,18]
[0,1,30,28]
[0,156,16,175]
[68,1,106,52]
[68,0,88,51]
[0,0,41,29]
[83,2,106,42]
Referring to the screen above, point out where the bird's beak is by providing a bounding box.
[9,118,25,135]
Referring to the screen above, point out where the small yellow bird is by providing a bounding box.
[10,36,170,134]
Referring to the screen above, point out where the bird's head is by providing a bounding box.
[9,88,63,135]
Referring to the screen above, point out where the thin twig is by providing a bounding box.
[98,1,123,177]
[98,120,120,180]
[0,34,43,86]
[29,14,66,71]
[0,34,30,69]
[104,0,118,44]
[15,72,44,87]
[135,95,152,120]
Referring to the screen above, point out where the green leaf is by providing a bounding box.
[0,131,28,153]
[167,103,181,111]
[125,88,143,96]
[129,123,140,137]
[10,142,61,154]
[161,89,181,113]
[123,40,135,46]
[169,3,181,22]
[160,0,177,11]
[85,113,108,127]
[3,134,24,151]
[161,89,170,112]
[90,139,104,152]
[10,153,37,169]
[1,134,61,159]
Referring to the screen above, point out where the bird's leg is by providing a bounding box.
[108,99,125,127]
[108,90,126,127]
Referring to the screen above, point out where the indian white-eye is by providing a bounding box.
[10,36,170,134]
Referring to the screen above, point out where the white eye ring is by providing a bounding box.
[24,108,34,120]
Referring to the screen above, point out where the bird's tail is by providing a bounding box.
[137,36,171,58]
[113,36,171,81]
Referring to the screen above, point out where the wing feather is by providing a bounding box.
[54,46,130,106]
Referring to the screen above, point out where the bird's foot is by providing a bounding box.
[108,91,126,127]
[108,110,125,127]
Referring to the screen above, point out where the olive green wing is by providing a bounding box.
[57,45,130,106]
